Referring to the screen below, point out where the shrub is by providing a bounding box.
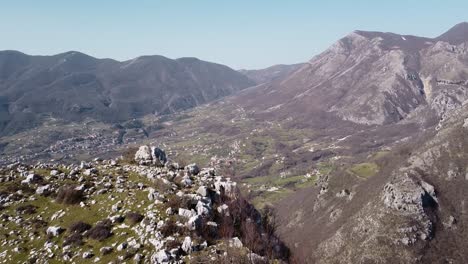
[160,218,186,237]
[126,212,144,225]
[121,147,138,164]
[166,195,193,210]
[210,195,291,261]
[218,214,235,238]
[69,221,92,234]
[86,220,112,241]
[196,218,219,245]
[16,204,37,215]
[30,219,48,233]
[63,233,84,246]
[55,187,84,205]
[165,239,181,250]
[5,182,35,195]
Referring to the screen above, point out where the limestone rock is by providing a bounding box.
[135,146,152,164]
[151,250,170,263]
[181,236,192,254]
[46,226,64,237]
[186,163,200,176]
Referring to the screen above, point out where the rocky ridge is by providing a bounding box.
[0,146,289,263]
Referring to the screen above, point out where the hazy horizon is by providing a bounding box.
[1,0,467,69]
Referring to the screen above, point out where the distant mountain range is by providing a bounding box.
[0,51,254,135]
[239,63,305,84]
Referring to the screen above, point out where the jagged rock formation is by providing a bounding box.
[134,145,167,166]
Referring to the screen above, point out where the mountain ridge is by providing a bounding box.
[226,22,468,128]
[0,50,255,135]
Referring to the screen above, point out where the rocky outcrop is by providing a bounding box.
[0,146,288,263]
[134,145,167,166]
[382,173,437,243]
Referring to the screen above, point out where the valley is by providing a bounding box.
[1,22,468,263]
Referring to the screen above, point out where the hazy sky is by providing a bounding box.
[1,0,467,69]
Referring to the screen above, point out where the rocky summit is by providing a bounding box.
[0,146,289,263]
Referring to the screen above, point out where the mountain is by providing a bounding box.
[436,22,468,45]
[239,63,305,84]
[0,51,254,135]
[274,101,468,263]
[1,22,468,263]
[230,23,468,128]
[123,22,468,263]
[222,23,468,262]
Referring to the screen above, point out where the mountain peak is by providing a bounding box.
[436,22,468,44]
[340,30,431,53]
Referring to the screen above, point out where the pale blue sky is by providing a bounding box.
[1,0,467,69]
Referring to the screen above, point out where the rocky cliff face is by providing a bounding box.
[302,103,468,263]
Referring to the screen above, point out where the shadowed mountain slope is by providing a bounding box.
[0,51,254,135]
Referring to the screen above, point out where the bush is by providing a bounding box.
[165,239,182,250]
[160,218,186,237]
[69,221,92,233]
[16,204,37,215]
[209,195,291,261]
[126,212,144,225]
[5,182,35,195]
[196,218,219,245]
[218,214,235,238]
[55,187,84,205]
[166,195,193,210]
[121,147,138,164]
[30,219,48,233]
[86,220,112,241]
[63,233,84,246]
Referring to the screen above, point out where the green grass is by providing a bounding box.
[347,162,379,179]
[371,150,390,160]
[251,189,293,209]
[317,162,334,175]
[0,167,165,263]
[243,173,318,210]
[273,175,307,186]
[295,175,319,188]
